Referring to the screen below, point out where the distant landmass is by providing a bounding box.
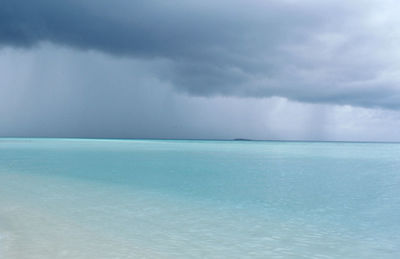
[233,138,252,141]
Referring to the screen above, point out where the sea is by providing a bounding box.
[0,138,399,258]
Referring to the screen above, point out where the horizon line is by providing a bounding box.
[1,136,399,144]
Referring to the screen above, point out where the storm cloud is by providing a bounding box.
[2,0,400,109]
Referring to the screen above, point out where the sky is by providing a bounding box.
[1,0,400,141]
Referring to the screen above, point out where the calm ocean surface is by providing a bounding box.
[0,138,399,258]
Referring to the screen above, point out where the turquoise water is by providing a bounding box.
[0,138,399,258]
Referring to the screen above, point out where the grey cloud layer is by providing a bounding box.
[2,44,400,141]
[1,0,400,108]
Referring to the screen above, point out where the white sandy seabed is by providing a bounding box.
[0,171,163,259]
[0,170,399,259]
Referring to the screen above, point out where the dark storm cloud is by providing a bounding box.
[2,45,400,141]
[1,0,400,109]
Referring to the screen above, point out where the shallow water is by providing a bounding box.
[0,138,399,258]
